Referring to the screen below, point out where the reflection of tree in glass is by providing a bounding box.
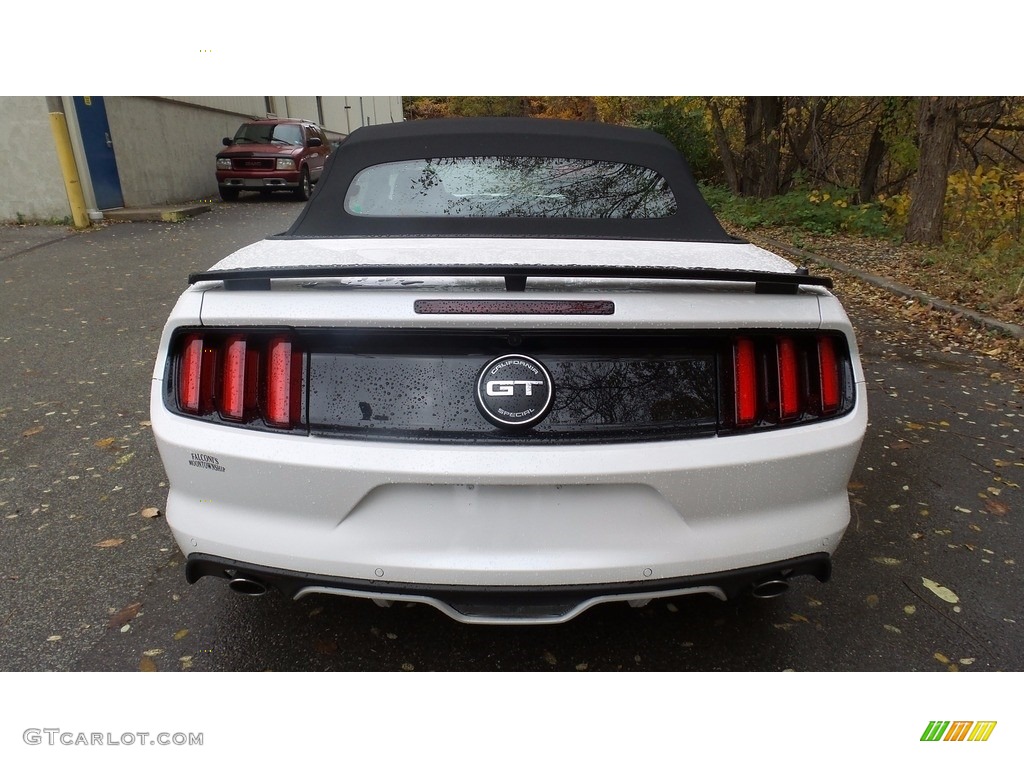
[397,157,677,219]
[550,359,715,426]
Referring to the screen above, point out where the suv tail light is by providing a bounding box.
[170,330,306,431]
[723,333,852,432]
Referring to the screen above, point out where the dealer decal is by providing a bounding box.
[188,452,226,473]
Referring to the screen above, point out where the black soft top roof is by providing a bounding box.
[284,117,735,243]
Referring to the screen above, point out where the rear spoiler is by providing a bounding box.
[188,265,832,294]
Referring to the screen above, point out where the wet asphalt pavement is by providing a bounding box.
[1,201,1021,672]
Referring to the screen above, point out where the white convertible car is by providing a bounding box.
[151,117,867,624]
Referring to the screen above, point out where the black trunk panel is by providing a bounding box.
[304,331,719,443]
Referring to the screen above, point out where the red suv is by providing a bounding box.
[216,119,331,202]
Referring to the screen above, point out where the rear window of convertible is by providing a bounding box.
[344,157,678,219]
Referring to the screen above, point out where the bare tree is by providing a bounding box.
[906,97,960,244]
[706,98,740,194]
[740,97,784,198]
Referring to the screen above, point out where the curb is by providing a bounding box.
[757,235,1024,341]
[103,204,212,224]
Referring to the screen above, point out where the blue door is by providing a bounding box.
[73,96,124,209]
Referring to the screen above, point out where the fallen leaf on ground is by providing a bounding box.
[140,507,160,519]
[93,437,115,449]
[22,426,44,437]
[871,556,902,566]
[985,499,1009,516]
[95,538,125,548]
[173,629,189,641]
[922,578,959,604]
[108,602,142,628]
[139,657,158,672]
[314,638,338,654]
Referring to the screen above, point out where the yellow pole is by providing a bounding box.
[48,111,90,229]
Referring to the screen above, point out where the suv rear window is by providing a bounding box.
[344,156,678,219]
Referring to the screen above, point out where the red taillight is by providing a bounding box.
[219,335,246,421]
[734,338,757,427]
[244,347,260,412]
[172,331,304,430]
[777,337,800,420]
[818,335,841,414]
[727,333,847,430]
[265,336,298,428]
[178,334,204,414]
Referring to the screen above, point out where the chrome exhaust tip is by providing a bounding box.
[228,577,268,596]
[751,579,789,599]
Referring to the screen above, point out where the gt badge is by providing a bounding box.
[475,354,554,430]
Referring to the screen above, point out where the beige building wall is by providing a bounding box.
[0,97,72,222]
[102,97,255,206]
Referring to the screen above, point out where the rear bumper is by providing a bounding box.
[152,375,866,597]
[187,552,832,625]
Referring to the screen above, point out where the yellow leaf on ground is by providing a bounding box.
[94,437,115,448]
[922,578,959,604]
[95,538,125,548]
[139,657,158,672]
[173,629,189,641]
[22,425,44,437]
